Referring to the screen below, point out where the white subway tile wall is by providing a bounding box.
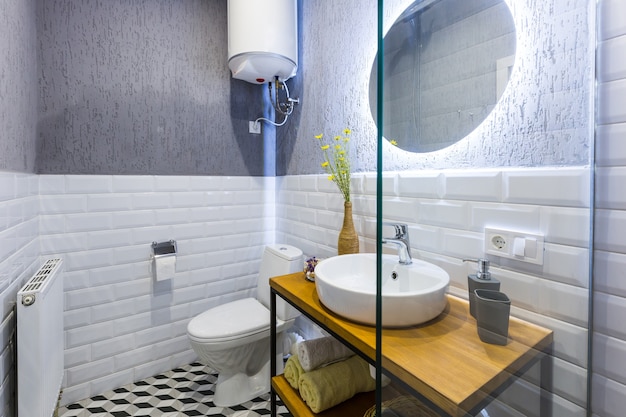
[0,172,40,416]
[276,169,591,417]
[594,2,626,417]
[0,154,621,417]
[37,175,274,405]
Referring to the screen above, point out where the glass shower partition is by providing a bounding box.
[375,0,595,416]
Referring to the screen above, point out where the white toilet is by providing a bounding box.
[187,244,303,407]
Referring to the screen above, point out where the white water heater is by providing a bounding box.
[227,0,298,84]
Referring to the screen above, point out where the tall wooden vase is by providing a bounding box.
[338,201,359,255]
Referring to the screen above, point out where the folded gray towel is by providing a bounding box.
[296,336,355,372]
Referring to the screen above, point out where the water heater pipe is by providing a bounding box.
[253,78,300,128]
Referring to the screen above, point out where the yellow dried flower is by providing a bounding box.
[316,128,352,202]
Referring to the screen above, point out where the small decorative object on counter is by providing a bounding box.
[338,201,359,255]
[304,257,320,281]
[316,129,359,255]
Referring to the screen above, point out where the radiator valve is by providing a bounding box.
[21,294,36,306]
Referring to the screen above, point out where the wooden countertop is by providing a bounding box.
[270,272,553,417]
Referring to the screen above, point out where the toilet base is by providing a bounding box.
[212,354,285,407]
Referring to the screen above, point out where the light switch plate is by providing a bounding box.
[484,227,544,265]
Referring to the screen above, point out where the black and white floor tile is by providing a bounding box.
[58,362,292,417]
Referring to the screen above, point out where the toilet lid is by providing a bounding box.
[187,298,273,342]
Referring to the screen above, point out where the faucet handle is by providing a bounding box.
[383,222,409,238]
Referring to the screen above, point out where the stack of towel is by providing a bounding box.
[283,336,376,413]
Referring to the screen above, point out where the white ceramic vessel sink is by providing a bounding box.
[314,253,450,328]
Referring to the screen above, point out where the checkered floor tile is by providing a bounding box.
[58,362,292,417]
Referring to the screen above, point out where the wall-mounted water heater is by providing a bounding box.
[227,0,298,85]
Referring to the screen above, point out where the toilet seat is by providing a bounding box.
[187,298,289,348]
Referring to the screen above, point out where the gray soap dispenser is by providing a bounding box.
[463,258,499,319]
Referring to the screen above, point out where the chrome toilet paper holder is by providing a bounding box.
[151,240,177,259]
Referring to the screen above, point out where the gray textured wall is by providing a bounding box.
[277,0,379,176]
[0,0,38,173]
[280,0,594,175]
[6,0,594,176]
[36,0,267,176]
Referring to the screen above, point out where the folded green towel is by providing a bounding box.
[299,355,376,413]
[284,355,304,390]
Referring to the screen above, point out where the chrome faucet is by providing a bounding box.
[382,223,412,265]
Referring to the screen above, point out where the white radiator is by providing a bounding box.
[17,259,64,417]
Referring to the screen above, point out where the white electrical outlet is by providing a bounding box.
[249,121,261,134]
[484,227,544,265]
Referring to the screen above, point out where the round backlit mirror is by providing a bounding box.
[369,0,516,153]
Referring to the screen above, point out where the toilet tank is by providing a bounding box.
[257,244,303,320]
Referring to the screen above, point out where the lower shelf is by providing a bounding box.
[272,375,376,417]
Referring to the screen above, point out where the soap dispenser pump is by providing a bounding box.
[463,258,499,319]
